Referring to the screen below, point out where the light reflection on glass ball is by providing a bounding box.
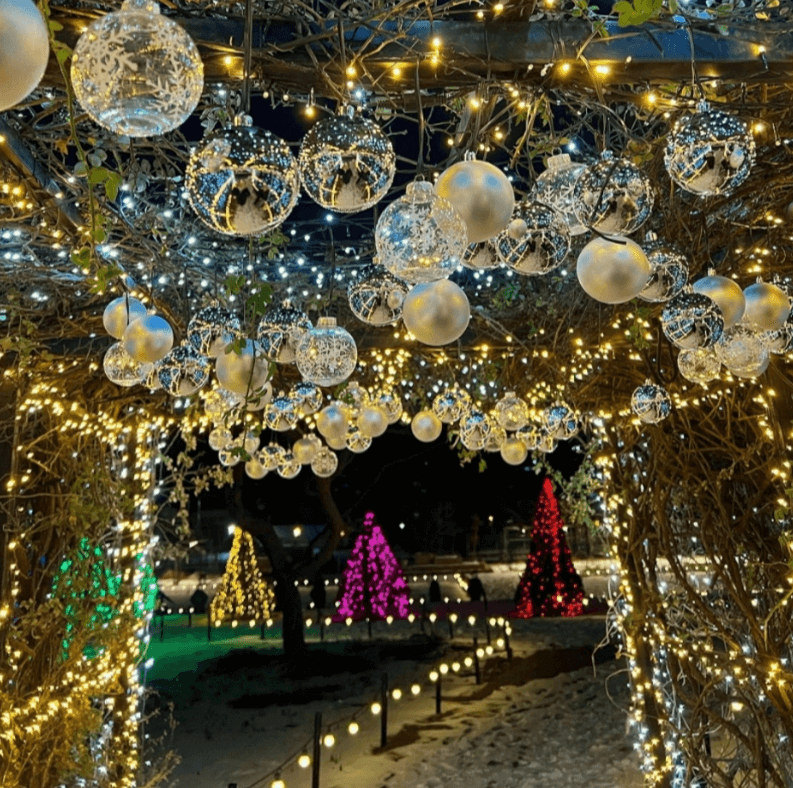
[298,110,395,213]
[347,264,409,326]
[495,201,570,276]
[188,305,241,358]
[187,122,299,236]
[531,153,588,236]
[103,295,147,339]
[638,242,689,303]
[257,303,313,365]
[677,347,721,385]
[104,342,151,387]
[742,280,791,331]
[494,392,529,432]
[157,344,211,396]
[661,292,724,349]
[631,383,672,424]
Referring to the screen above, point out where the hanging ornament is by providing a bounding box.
[157,344,211,396]
[316,403,349,441]
[298,107,395,213]
[460,410,491,451]
[544,403,578,440]
[494,392,529,432]
[103,295,147,339]
[122,314,174,364]
[215,339,269,397]
[638,240,689,303]
[345,425,372,454]
[573,151,654,235]
[631,382,672,424]
[677,347,721,385]
[661,292,724,349]
[377,391,403,424]
[495,201,570,276]
[484,424,507,453]
[256,303,313,365]
[277,453,302,479]
[691,272,745,329]
[218,440,243,467]
[537,430,557,454]
[742,280,791,331]
[500,436,529,466]
[71,0,203,137]
[665,102,755,196]
[245,455,268,480]
[188,305,241,358]
[357,405,389,438]
[432,386,471,424]
[515,424,542,451]
[411,410,442,442]
[434,154,515,243]
[293,436,320,465]
[462,241,502,271]
[576,236,651,304]
[258,444,285,472]
[104,342,151,387]
[296,317,358,387]
[402,280,470,346]
[347,264,409,326]
[290,381,324,416]
[730,355,770,379]
[715,324,770,376]
[264,395,299,432]
[243,430,260,454]
[375,179,467,283]
[203,387,241,424]
[531,153,588,236]
[208,426,233,451]
[0,0,49,111]
[187,119,299,236]
[145,362,164,391]
[764,316,793,355]
[325,434,348,451]
[311,447,339,478]
[342,382,370,412]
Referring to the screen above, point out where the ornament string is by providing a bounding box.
[242,0,255,115]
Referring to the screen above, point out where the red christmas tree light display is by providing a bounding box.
[510,477,584,618]
[332,511,410,622]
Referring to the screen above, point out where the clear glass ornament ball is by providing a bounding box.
[531,153,588,236]
[459,410,491,451]
[494,392,529,431]
[298,109,395,213]
[311,447,339,478]
[715,324,769,374]
[677,347,721,385]
[259,444,286,471]
[277,452,302,479]
[208,427,233,451]
[495,201,570,276]
[71,0,203,138]
[187,122,299,237]
[104,342,151,387]
[377,390,403,424]
[631,383,672,424]
[290,381,325,415]
[296,317,358,388]
[203,387,240,424]
[347,264,410,326]
[375,179,468,284]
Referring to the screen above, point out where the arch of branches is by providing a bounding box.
[1,0,793,786]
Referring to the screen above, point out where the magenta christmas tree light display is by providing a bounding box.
[332,511,410,622]
[510,477,584,618]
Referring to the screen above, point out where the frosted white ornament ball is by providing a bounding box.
[357,406,389,438]
[122,314,174,363]
[316,403,349,441]
[325,434,348,451]
[402,280,470,346]
[576,236,651,304]
[293,437,319,465]
[411,410,442,442]
[103,296,147,339]
[215,339,269,397]
[0,0,49,111]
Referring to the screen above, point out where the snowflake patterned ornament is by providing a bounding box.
[631,382,672,424]
[71,0,203,137]
[462,241,502,271]
[495,201,570,276]
[187,118,300,236]
[295,317,358,387]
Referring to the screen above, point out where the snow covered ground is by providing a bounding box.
[151,616,641,788]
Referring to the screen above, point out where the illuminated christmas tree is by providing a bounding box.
[332,511,410,622]
[211,527,276,623]
[511,477,584,618]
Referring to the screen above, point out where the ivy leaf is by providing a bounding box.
[223,274,246,296]
[225,336,247,355]
[246,285,273,318]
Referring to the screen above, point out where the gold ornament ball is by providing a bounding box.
[411,410,442,442]
[500,437,528,466]
[742,281,791,331]
[576,236,651,304]
[0,0,49,111]
[357,405,389,438]
[434,159,515,244]
[103,296,148,339]
[325,434,348,451]
[122,314,174,363]
[402,280,470,346]
[293,437,319,465]
[692,274,745,329]
[507,219,528,240]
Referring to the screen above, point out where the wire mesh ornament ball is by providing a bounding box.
[402,279,470,347]
[484,424,507,453]
[144,362,164,390]
[243,430,260,454]
[187,121,299,236]
[375,179,468,283]
[157,344,211,395]
[661,292,724,349]
[103,295,148,339]
[298,108,395,213]
[296,317,358,387]
[665,103,756,196]
[188,305,241,357]
[501,436,528,466]
[764,312,793,354]
[631,382,672,424]
[576,236,651,304]
[715,324,770,376]
[462,241,502,271]
[264,395,300,432]
[357,405,389,438]
[311,447,339,478]
[215,339,269,396]
[544,403,578,440]
[432,386,471,424]
[71,0,203,137]
[245,455,268,479]
[573,152,654,235]
[0,0,50,112]
[495,201,570,276]
[341,382,369,413]
[203,386,241,424]
[742,280,791,331]
[122,314,174,363]
[691,273,745,329]
[460,410,492,451]
[345,425,373,454]
[290,381,324,416]
[316,403,349,441]
[515,423,542,450]
[347,264,409,326]
[218,438,244,467]
[208,426,233,451]
[293,436,320,465]
[256,303,313,364]
[531,153,588,236]
[434,156,515,243]
[411,410,442,442]
[104,342,152,387]
[537,429,557,454]
[638,241,689,303]
[259,443,286,471]
[494,392,529,432]
[677,347,721,385]
[277,452,302,479]
[377,390,403,424]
